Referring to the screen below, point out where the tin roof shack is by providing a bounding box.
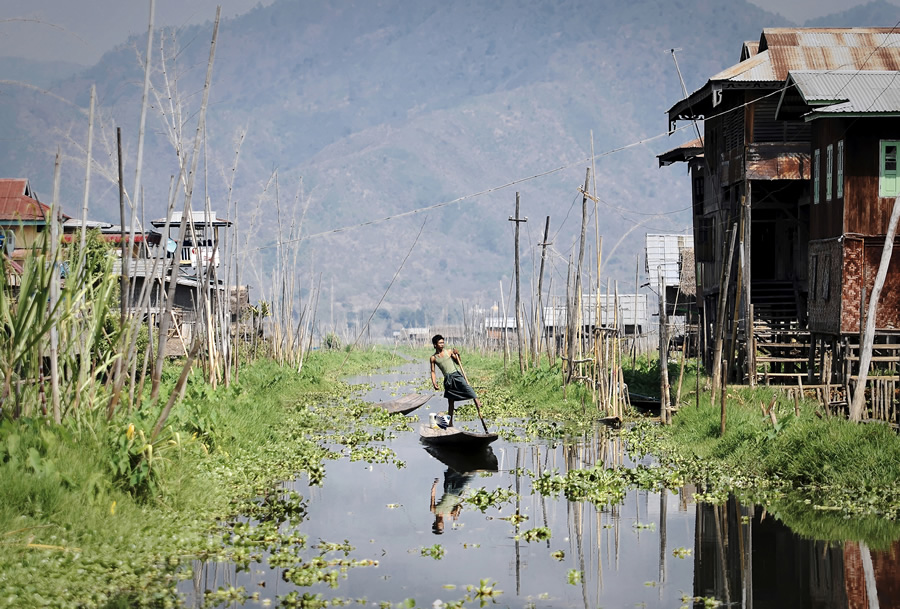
[543,294,650,354]
[777,70,900,387]
[664,28,900,383]
[645,234,698,356]
[0,178,70,258]
[117,210,234,351]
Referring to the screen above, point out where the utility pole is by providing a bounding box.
[509,192,528,374]
[535,216,551,367]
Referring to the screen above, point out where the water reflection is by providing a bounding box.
[181,362,900,609]
[694,497,900,608]
[425,446,498,535]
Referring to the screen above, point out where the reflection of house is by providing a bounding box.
[694,497,900,607]
[0,178,69,258]
[663,28,900,385]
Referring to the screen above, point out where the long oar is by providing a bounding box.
[455,355,489,433]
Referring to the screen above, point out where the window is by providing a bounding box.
[837,140,844,198]
[821,254,831,301]
[692,176,704,215]
[880,140,900,197]
[813,148,820,204]
[697,217,715,262]
[826,144,833,201]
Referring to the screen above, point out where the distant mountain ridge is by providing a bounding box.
[5,0,867,328]
[0,56,86,89]
[804,0,900,27]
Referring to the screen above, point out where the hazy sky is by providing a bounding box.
[0,0,894,66]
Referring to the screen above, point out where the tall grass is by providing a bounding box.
[0,349,385,607]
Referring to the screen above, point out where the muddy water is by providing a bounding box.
[183,363,900,608]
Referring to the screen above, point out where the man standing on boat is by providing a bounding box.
[430,334,483,427]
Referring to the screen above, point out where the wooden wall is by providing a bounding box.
[811,117,900,240]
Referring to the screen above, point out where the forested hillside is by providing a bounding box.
[0,0,831,327]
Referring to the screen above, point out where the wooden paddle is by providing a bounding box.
[454,353,489,434]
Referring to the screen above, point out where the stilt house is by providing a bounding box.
[663,28,900,385]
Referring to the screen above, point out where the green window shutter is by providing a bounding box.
[826,144,833,201]
[837,140,844,199]
[813,149,820,204]
[880,141,900,197]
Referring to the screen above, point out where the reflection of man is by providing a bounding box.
[430,468,473,534]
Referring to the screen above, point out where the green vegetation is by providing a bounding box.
[0,348,387,608]
[467,351,900,546]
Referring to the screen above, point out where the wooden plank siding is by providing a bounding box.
[811,117,900,240]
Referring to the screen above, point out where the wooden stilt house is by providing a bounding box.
[663,28,900,385]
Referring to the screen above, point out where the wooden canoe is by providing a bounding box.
[419,424,498,448]
[375,392,433,415]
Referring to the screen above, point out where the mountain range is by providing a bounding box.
[2,0,899,330]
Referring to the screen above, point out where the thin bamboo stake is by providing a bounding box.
[711,224,738,399]
[851,196,900,421]
[151,8,220,400]
[567,168,591,383]
[49,151,62,424]
[78,85,96,257]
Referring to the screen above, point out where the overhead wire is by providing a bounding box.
[245,31,900,255]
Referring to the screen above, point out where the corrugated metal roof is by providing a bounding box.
[670,28,900,120]
[151,210,232,227]
[645,234,692,287]
[658,137,704,166]
[742,41,760,60]
[709,28,900,85]
[0,178,49,222]
[788,70,900,115]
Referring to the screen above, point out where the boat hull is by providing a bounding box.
[419,424,498,448]
[375,393,433,415]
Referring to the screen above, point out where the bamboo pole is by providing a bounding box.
[78,85,96,257]
[49,151,62,424]
[567,168,591,383]
[658,267,670,424]
[151,8,220,400]
[851,197,900,420]
[711,224,738,399]
[510,192,526,374]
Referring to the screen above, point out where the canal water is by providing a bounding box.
[183,362,900,608]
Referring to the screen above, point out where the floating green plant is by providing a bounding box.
[421,543,445,559]
[465,487,518,512]
[518,527,551,542]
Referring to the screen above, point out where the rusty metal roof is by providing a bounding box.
[669,28,900,120]
[741,41,760,60]
[787,70,900,116]
[0,178,50,222]
[657,137,704,167]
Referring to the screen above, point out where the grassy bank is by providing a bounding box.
[464,350,900,545]
[0,347,389,608]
